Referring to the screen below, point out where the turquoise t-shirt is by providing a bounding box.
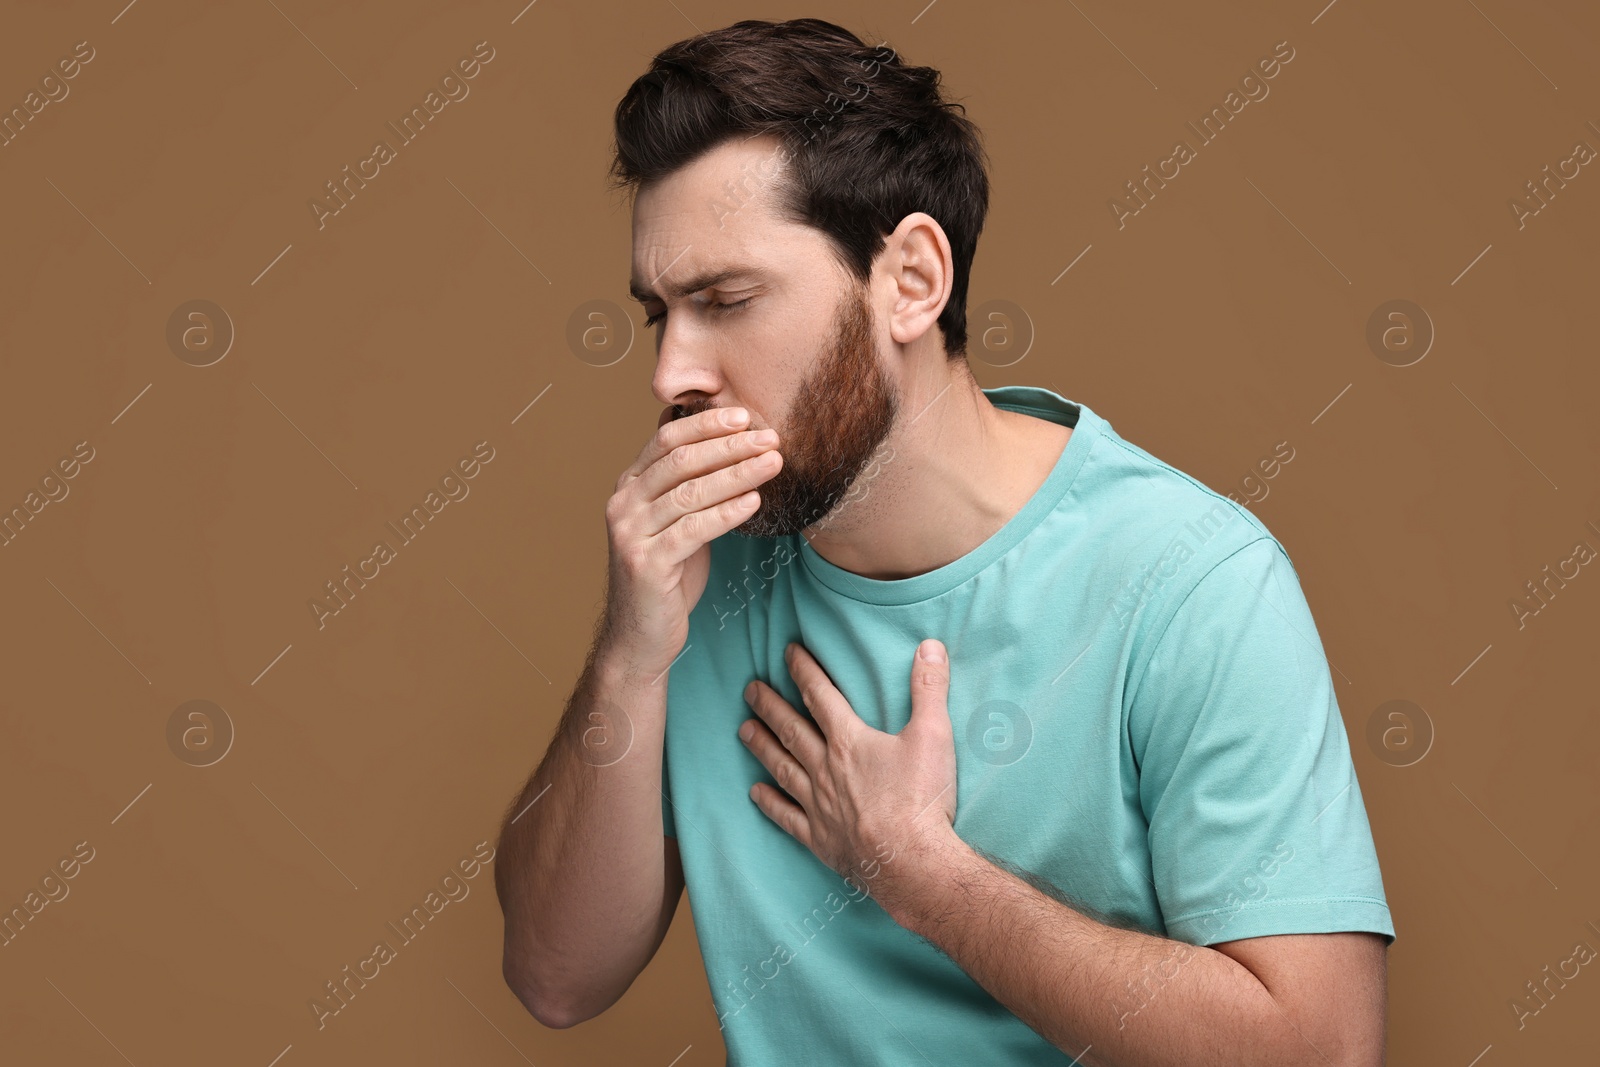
[661,385,1393,1066]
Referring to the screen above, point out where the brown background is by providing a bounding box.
[1,1,1596,1064]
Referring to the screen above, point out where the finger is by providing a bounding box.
[784,642,858,740]
[744,678,826,771]
[749,780,812,849]
[650,486,765,568]
[739,716,814,812]
[906,638,952,739]
[619,406,749,488]
[640,436,783,538]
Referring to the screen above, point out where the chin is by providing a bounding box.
[735,499,838,540]
[733,514,792,539]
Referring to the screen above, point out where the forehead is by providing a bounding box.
[629,134,823,299]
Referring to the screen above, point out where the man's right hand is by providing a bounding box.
[600,405,784,680]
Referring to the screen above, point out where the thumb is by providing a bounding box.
[908,638,950,732]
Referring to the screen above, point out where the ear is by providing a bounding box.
[884,212,953,347]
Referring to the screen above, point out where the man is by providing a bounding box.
[494,18,1393,1067]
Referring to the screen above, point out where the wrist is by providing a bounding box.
[870,822,970,929]
[593,639,674,693]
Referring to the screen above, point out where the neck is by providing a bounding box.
[798,364,1064,581]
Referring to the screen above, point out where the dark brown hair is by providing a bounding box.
[609,18,990,358]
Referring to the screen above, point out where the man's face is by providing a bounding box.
[673,278,898,537]
[630,135,900,538]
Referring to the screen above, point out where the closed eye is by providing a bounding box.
[641,296,753,329]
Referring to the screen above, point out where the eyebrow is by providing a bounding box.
[628,265,767,304]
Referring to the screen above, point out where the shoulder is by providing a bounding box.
[1087,419,1277,555]
[1080,419,1299,665]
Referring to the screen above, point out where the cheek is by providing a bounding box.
[726,300,840,432]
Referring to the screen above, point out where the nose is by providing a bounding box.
[649,317,723,410]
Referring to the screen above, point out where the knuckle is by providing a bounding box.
[667,477,696,512]
[619,543,649,574]
[654,522,679,559]
[686,507,709,541]
[667,510,698,550]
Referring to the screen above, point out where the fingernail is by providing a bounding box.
[918,639,945,664]
[739,720,755,743]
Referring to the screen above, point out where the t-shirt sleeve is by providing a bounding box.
[1126,537,1395,947]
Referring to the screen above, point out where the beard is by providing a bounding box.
[671,281,899,539]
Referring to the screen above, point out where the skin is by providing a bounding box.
[738,641,1387,1066]
[629,133,1387,1063]
[666,272,900,540]
[629,133,1072,579]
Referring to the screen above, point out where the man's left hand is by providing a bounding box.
[739,638,958,894]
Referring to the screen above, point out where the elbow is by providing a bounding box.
[1275,1014,1382,1067]
[521,995,586,1031]
[503,965,578,1029]
[502,953,596,1030]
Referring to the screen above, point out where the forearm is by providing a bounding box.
[493,643,671,1017]
[876,830,1333,1067]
